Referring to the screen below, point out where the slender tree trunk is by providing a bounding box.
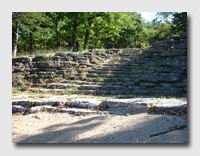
[29,32,32,54]
[76,41,79,52]
[12,27,15,52]
[72,21,77,52]
[84,22,92,50]
[34,41,36,55]
[55,22,60,48]
[84,29,89,50]
[12,13,20,57]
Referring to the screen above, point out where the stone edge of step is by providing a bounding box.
[12,98,187,114]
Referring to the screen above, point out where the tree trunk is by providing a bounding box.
[76,41,80,52]
[55,20,60,48]
[84,22,92,50]
[12,27,15,52]
[34,41,36,55]
[84,29,89,50]
[29,32,32,54]
[12,13,20,57]
[72,21,77,52]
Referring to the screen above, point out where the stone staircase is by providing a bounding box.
[12,33,187,115]
[29,43,186,97]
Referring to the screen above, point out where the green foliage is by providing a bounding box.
[13,12,187,57]
[171,12,187,35]
[28,102,35,107]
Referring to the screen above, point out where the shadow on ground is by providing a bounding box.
[15,111,187,143]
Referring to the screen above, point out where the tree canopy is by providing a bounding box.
[12,12,187,56]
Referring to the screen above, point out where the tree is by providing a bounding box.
[12,12,20,57]
[171,12,187,35]
[64,12,87,51]
[82,12,111,50]
[46,12,65,48]
[12,12,50,56]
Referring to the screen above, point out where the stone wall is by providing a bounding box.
[129,32,187,96]
[12,50,120,88]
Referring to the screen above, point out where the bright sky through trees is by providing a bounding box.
[138,12,157,22]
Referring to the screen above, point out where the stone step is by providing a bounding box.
[131,90,182,96]
[63,80,100,85]
[102,63,138,67]
[89,70,130,74]
[12,98,187,115]
[12,105,115,115]
[29,84,183,96]
[67,76,136,82]
[12,98,67,106]
[47,83,129,90]
[63,80,125,86]
[28,88,134,95]
[85,73,133,78]
[91,67,133,71]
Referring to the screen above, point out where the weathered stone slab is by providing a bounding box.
[67,53,82,58]
[161,50,187,57]
[139,74,158,82]
[12,105,29,112]
[41,61,71,68]
[154,99,187,110]
[157,73,182,82]
[178,44,187,49]
[148,67,172,73]
[161,58,187,67]
[148,48,164,53]
[12,98,67,106]
[12,57,32,63]
[12,66,25,72]
[66,98,101,108]
[83,52,93,56]
[32,55,51,62]
[29,106,56,113]
[102,98,160,109]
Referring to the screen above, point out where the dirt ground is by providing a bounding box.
[12,108,187,143]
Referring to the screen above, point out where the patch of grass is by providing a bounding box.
[121,91,126,95]
[134,80,140,86]
[12,86,23,94]
[66,97,74,101]
[133,64,150,71]
[155,83,163,87]
[66,85,78,91]
[93,77,105,82]
[28,102,35,107]
[140,56,146,59]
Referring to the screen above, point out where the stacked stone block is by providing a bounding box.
[12,33,187,97]
[12,50,119,88]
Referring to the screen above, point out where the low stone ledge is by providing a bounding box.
[12,98,66,106]
[12,105,29,112]
[102,98,160,109]
[12,57,32,63]
[66,98,101,108]
[153,99,187,111]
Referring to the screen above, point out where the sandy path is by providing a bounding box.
[12,110,187,143]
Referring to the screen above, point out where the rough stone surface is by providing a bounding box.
[102,98,160,109]
[66,98,101,108]
[12,33,187,97]
[155,99,187,110]
[12,98,66,106]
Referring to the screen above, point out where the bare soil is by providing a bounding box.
[12,109,187,143]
